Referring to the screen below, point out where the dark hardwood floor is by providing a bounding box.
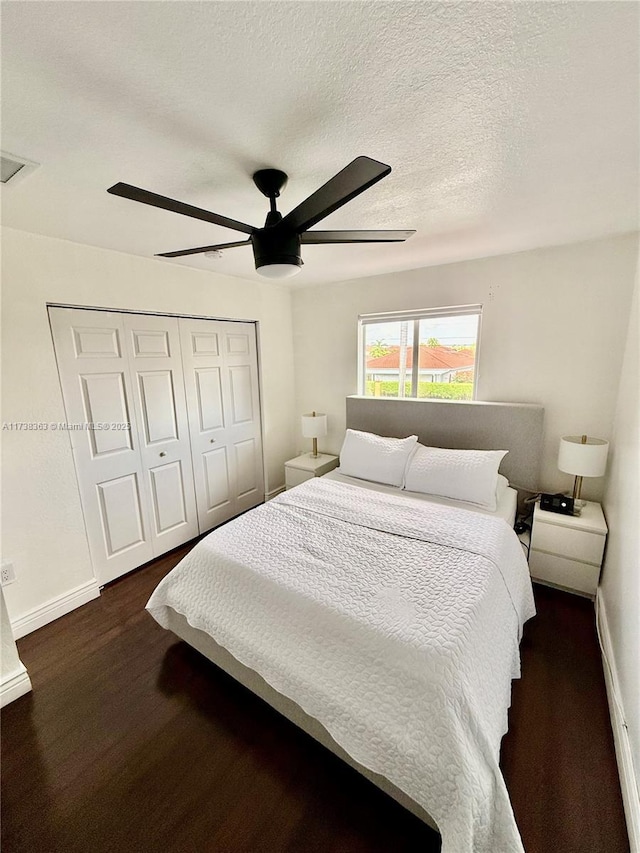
[1,547,629,853]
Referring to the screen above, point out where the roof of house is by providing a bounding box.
[366,345,475,370]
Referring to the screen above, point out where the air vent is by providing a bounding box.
[1,151,39,185]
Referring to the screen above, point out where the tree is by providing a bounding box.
[368,339,392,358]
[426,336,440,347]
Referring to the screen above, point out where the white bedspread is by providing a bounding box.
[146,477,535,853]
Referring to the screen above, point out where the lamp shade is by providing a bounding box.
[558,435,609,477]
[301,412,327,439]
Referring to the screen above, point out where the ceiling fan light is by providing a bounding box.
[256,262,302,279]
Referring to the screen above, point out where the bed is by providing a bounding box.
[146,397,544,853]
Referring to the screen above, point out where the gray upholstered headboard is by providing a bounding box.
[346,396,544,493]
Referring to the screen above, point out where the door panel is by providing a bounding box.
[226,332,251,355]
[49,307,154,584]
[97,474,146,556]
[149,461,189,533]
[180,318,264,532]
[203,448,231,511]
[192,332,220,356]
[123,314,199,555]
[229,365,254,424]
[137,370,179,444]
[131,329,170,357]
[80,373,133,456]
[72,326,121,358]
[234,438,258,497]
[195,368,225,431]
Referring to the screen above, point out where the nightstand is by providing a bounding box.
[284,453,339,489]
[529,501,608,598]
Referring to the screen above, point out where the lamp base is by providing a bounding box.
[562,492,585,515]
[572,474,584,502]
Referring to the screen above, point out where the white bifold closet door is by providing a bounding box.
[179,318,264,533]
[124,312,199,555]
[49,307,263,587]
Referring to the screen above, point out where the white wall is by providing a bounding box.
[600,254,639,837]
[292,233,639,497]
[1,227,296,626]
[1,588,31,706]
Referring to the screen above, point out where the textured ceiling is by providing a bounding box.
[1,1,638,287]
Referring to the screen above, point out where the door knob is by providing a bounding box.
[210,439,216,444]
[159,451,166,457]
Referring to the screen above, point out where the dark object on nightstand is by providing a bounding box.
[540,492,575,515]
[515,515,532,560]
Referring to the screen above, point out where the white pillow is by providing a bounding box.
[338,429,418,487]
[403,445,509,510]
[496,473,510,504]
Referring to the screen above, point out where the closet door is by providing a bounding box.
[123,314,199,554]
[179,319,264,532]
[49,307,154,584]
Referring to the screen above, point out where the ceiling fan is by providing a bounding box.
[107,156,415,279]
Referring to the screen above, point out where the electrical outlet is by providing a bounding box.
[1,561,16,586]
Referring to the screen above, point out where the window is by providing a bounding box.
[359,305,481,401]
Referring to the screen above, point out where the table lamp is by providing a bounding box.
[301,411,327,458]
[558,434,609,506]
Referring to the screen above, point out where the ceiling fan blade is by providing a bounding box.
[107,183,255,235]
[280,156,392,234]
[156,240,251,258]
[301,229,415,244]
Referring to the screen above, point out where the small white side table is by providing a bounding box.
[284,453,339,489]
[529,500,608,598]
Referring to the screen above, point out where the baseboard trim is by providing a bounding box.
[11,579,101,640]
[0,665,32,707]
[265,485,285,501]
[596,590,640,852]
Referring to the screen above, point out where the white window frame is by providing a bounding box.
[357,304,482,400]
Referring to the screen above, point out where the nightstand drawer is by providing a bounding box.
[530,550,600,596]
[284,453,339,490]
[531,521,605,566]
[285,467,314,488]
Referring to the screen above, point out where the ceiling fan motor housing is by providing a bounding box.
[251,228,303,272]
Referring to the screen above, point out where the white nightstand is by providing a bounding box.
[284,453,339,489]
[529,500,608,598]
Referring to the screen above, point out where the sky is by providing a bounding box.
[364,315,479,347]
